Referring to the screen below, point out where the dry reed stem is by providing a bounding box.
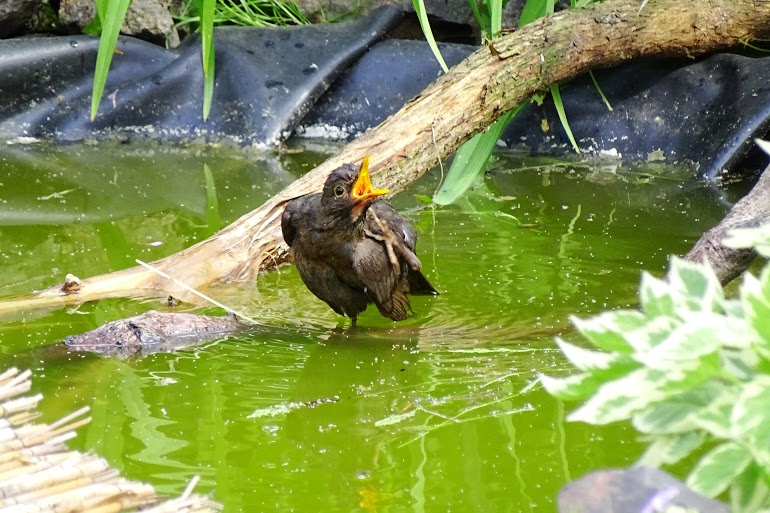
[0,368,221,513]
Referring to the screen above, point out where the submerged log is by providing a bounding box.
[2,0,770,314]
[63,311,246,358]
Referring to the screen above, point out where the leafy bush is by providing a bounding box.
[543,224,770,511]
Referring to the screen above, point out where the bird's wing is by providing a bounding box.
[367,202,421,270]
[281,200,299,247]
[352,238,410,321]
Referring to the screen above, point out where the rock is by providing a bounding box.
[0,0,43,38]
[296,0,475,26]
[558,467,730,513]
[58,0,180,47]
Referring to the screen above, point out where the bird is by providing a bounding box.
[281,156,437,326]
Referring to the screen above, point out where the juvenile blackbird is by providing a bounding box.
[281,157,437,326]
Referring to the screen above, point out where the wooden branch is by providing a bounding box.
[3,0,770,314]
[682,166,770,285]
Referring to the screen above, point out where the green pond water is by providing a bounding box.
[0,141,741,512]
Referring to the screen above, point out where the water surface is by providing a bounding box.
[0,141,735,511]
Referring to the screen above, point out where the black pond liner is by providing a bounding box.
[1,5,769,179]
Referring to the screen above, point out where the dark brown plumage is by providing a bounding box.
[281,157,437,325]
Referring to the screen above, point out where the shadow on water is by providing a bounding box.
[0,141,743,511]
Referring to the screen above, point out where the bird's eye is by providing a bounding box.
[334,186,345,197]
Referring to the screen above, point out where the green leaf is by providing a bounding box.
[518,0,547,26]
[639,272,675,318]
[94,0,107,24]
[541,372,602,401]
[691,391,734,438]
[412,0,449,73]
[731,376,770,438]
[90,0,132,120]
[724,222,770,259]
[550,84,581,154]
[467,0,490,36]
[668,256,725,313]
[567,367,667,424]
[588,71,613,111]
[730,463,769,513]
[433,105,522,205]
[742,270,770,344]
[490,0,503,37]
[623,315,679,353]
[631,382,723,434]
[687,442,752,498]
[637,431,704,467]
[635,314,751,369]
[569,311,644,353]
[413,194,433,205]
[554,338,616,372]
[200,0,215,120]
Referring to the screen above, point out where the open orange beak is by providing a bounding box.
[351,156,388,203]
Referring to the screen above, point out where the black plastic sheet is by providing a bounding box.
[1,6,769,178]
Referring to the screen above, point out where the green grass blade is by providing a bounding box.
[518,0,546,26]
[200,0,215,75]
[490,0,503,37]
[94,0,107,24]
[550,83,580,154]
[588,70,613,111]
[412,0,449,73]
[200,0,215,119]
[467,0,490,36]
[90,0,131,120]
[434,104,523,205]
[202,34,215,120]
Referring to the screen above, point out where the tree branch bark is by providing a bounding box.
[3,0,770,315]
[682,166,770,285]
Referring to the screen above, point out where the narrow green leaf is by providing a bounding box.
[434,105,522,205]
[550,84,581,154]
[686,442,752,498]
[637,431,704,467]
[94,0,107,24]
[588,71,613,111]
[490,0,503,38]
[202,32,215,120]
[90,0,132,120]
[200,0,215,76]
[412,0,449,73]
[199,0,215,120]
[413,194,433,205]
[468,0,490,36]
[518,0,547,26]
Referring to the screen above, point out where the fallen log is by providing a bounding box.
[2,0,770,315]
[683,165,770,285]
